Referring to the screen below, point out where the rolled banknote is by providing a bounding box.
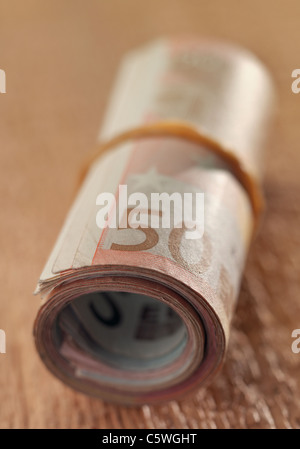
[34,38,275,405]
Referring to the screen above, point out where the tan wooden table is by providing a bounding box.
[0,0,299,428]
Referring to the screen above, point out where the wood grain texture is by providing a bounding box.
[0,0,299,429]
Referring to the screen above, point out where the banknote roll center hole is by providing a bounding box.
[57,291,189,371]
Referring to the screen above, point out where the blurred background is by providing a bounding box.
[0,0,299,428]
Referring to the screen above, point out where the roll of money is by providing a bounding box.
[34,38,275,405]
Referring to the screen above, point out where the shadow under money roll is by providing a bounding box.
[34,38,275,405]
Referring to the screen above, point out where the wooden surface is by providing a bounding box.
[0,0,300,429]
